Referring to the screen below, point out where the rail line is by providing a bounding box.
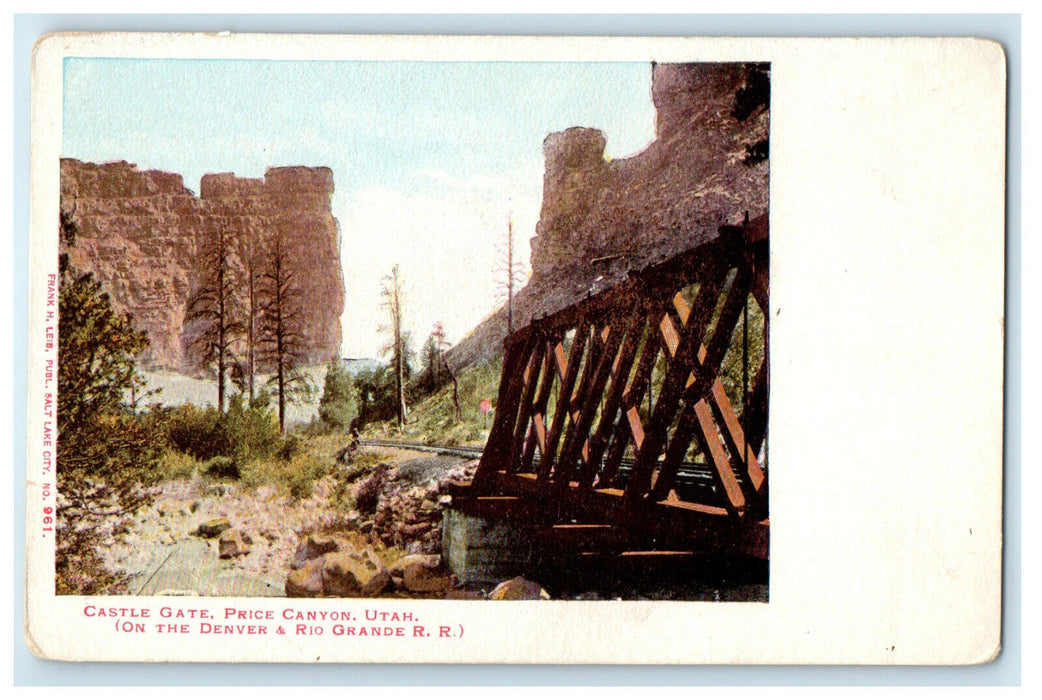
[357,438,743,502]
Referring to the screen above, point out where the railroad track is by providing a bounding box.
[359,439,485,461]
[357,438,739,501]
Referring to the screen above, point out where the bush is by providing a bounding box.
[156,449,197,481]
[284,454,328,501]
[165,404,229,460]
[278,434,304,462]
[163,397,281,464]
[223,396,281,463]
[202,455,240,480]
[319,360,358,432]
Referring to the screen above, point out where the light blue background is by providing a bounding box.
[12,13,1021,687]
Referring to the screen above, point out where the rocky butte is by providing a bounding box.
[448,61,769,368]
[59,160,345,372]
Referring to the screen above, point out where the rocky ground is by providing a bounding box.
[95,447,766,602]
[102,449,495,598]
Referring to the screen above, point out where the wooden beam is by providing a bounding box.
[539,318,591,482]
[454,496,545,520]
[508,342,547,473]
[709,380,766,496]
[584,309,647,488]
[473,329,536,490]
[691,399,746,515]
[556,312,631,493]
[622,263,729,506]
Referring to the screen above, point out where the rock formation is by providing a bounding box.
[449,61,769,368]
[59,159,345,371]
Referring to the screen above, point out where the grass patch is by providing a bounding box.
[361,355,503,447]
[155,449,197,481]
[239,450,330,501]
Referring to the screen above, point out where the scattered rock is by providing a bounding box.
[321,547,391,597]
[290,534,339,569]
[488,577,551,601]
[219,529,250,559]
[400,522,432,539]
[156,499,190,517]
[285,558,324,598]
[192,517,232,538]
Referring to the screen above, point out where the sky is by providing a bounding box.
[63,58,657,360]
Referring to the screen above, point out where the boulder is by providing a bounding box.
[488,577,551,601]
[290,534,339,569]
[285,558,325,598]
[192,517,232,538]
[218,529,250,559]
[389,554,451,594]
[321,547,391,597]
[400,522,432,539]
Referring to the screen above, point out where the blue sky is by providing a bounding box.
[63,58,657,358]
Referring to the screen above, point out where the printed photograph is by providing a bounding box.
[55,58,770,602]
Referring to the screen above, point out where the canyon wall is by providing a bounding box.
[448,61,770,368]
[60,159,345,372]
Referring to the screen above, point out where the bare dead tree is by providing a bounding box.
[380,264,409,427]
[443,358,462,423]
[258,231,310,433]
[495,213,528,336]
[186,219,243,412]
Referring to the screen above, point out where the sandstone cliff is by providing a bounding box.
[448,62,769,369]
[60,160,345,372]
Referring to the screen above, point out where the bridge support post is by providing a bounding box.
[442,508,537,589]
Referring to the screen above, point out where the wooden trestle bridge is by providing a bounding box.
[453,215,770,563]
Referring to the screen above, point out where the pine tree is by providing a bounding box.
[185,219,242,412]
[57,207,162,593]
[258,231,310,433]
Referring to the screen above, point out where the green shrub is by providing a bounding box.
[202,455,239,480]
[278,434,304,462]
[165,403,229,460]
[285,454,328,501]
[319,360,358,432]
[156,449,197,481]
[164,397,281,464]
[223,396,282,463]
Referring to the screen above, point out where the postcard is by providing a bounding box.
[25,33,1005,664]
